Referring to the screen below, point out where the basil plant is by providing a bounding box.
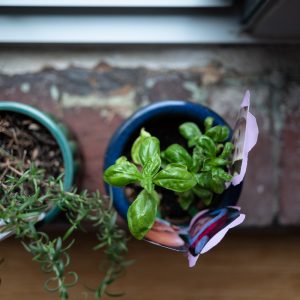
[104,117,233,240]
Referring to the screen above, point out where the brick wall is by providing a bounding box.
[1,45,300,226]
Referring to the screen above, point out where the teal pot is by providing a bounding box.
[0,101,78,223]
[104,100,243,221]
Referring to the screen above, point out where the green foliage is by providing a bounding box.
[104,117,234,240]
[127,190,159,240]
[177,119,233,207]
[206,125,230,143]
[153,164,197,192]
[0,165,129,300]
[103,156,141,186]
[106,132,164,239]
[131,128,151,165]
[163,144,193,170]
[197,135,217,157]
[137,136,160,167]
[177,190,195,210]
[179,122,201,147]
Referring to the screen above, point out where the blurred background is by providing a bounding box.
[1,1,300,299]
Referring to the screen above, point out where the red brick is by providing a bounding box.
[63,107,124,192]
[147,74,191,101]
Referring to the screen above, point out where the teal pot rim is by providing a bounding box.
[0,101,75,223]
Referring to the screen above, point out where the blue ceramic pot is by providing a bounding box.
[104,100,243,220]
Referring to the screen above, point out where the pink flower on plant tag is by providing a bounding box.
[187,207,245,267]
[144,218,186,252]
[231,90,259,186]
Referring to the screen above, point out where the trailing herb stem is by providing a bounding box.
[1,165,129,299]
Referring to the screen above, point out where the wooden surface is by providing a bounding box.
[1,230,300,300]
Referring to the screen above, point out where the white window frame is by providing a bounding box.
[0,0,234,8]
[0,0,269,44]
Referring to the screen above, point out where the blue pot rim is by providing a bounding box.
[104,100,242,220]
[0,101,75,223]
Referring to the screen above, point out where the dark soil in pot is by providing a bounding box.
[123,114,206,152]
[0,112,64,195]
[122,113,228,226]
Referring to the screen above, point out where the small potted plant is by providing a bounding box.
[104,91,258,267]
[0,101,78,227]
[0,102,128,299]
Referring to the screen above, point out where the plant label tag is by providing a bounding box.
[231,90,259,186]
[187,207,245,267]
[144,206,245,267]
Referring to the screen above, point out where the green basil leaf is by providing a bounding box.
[206,125,230,143]
[192,185,212,198]
[220,142,234,159]
[142,153,161,177]
[192,186,213,206]
[213,158,229,166]
[178,191,194,211]
[204,117,214,132]
[191,146,204,173]
[212,168,232,182]
[210,178,225,194]
[131,128,151,165]
[188,138,199,148]
[202,196,213,206]
[115,156,128,164]
[197,135,217,157]
[195,172,211,190]
[127,190,159,240]
[141,152,160,192]
[104,157,141,186]
[160,151,168,168]
[153,163,197,192]
[164,144,193,170]
[202,158,229,171]
[139,137,160,167]
[140,177,153,193]
[208,169,226,194]
[217,144,224,153]
[196,169,229,194]
[179,122,201,147]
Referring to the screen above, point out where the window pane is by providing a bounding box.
[0,0,234,7]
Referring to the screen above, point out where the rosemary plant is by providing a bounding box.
[0,165,129,300]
